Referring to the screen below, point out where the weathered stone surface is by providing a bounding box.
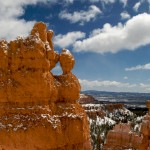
[81,103,125,120]
[102,123,142,150]
[105,104,124,112]
[0,102,91,150]
[102,101,150,150]
[60,49,75,75]
[78,94,97,104]
[0,22,91,150]
[54,73,81,103]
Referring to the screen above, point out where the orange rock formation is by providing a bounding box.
[78,94,97,104]
[0,22,91,150]
[139,100,150,150]
[102,101,150,150]
[102,123,142,150]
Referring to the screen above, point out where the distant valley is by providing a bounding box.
[81,90,150,110]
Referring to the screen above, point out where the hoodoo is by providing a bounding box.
[0,22,92,150]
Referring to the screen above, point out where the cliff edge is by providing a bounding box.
[0,22,92,150]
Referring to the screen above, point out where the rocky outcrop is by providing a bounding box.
[102,123,142,150]
[82,103,125,119]
[102,101,150,150]
[81,102,134,149]
[104,104,124,112]
[139,100,150,150]
[0,22,91,150]
[78,94,97,104]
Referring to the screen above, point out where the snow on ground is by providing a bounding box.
[0,104,84,131]
[81,103,144,150]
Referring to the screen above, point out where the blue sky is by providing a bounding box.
[1,0,150,93]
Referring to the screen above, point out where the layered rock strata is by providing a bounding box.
[0,22,91,150]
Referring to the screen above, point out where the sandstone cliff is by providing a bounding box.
[0,22,92,150]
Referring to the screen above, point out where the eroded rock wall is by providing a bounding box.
[0,22,91,150]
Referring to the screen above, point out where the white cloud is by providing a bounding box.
[73,13,150,53]
[79,79,150,93]
[64,0,74,3]
[54,31,86,48]
[0,0,49,41]
[120,11,131,20]
[89,0,116,4]
[59,5,101,25]
[120,0,128,7]
[124,76,128,80]
[0,19,36,41]
[125,63,150,71]
[133,1,141,12]
[79,79,133,88]
[51,0,116,4]
[89,28,102,37]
